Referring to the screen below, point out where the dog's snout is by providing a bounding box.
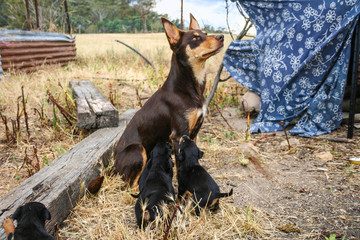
[216,34,224,42]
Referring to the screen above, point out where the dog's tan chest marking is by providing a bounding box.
[185,45,207,85]
[186,106,205,135]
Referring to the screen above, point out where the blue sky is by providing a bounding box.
[155,0,253,33]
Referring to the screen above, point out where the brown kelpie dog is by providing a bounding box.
[176,135,233,215]
[112,14,224,186]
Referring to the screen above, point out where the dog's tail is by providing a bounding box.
[2,218,15,240]
[215,188,233,198]
[87,167,118,195]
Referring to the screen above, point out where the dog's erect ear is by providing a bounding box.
[11,206,22,221]
[189,13,200,30]
[161,17,181,47]
[198,150,204,159]
[42,207,51,221]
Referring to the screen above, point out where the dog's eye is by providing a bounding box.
[192,36,200,41]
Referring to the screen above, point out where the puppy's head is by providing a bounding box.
[149,142,174,175]
[12,202,51,226]
[161,14,224,63]
[150,142,172,159]
[177,135,204,164]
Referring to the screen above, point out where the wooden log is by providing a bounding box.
[70,80,119,129]
[0,109,137,239]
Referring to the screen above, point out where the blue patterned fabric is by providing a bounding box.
[223,0,360,137]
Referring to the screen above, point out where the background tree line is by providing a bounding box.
[0,0,188,33]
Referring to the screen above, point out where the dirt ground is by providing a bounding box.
[0,79,359,239]
[197,107,360,239]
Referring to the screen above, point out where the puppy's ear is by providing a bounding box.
[11,206,22,221]
[42,208,51,221]
[198,150,204,159]
[189,13,200,30]
[161,17,182,48]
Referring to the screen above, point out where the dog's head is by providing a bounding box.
[12,202,51,226]
[148,142,174,175]
[161,14,224,70]
[177,135,204,164]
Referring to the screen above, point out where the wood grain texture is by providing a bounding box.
[0,109,137,239]
[70,80,119,129]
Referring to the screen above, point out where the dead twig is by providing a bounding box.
[249,155,271,179]
[11,119,17,143]
[214,103,233,131]
[135,87,143,108]
[58,82,76,108]
[316,137,355,143]
[253,133,276,145]
[47,90,76,126]
[0,111,11,142]
[162,203,180,240]
[245,105,250,141]
[21,86,30,139]
[280,120,291,150]
[24,146,41,177]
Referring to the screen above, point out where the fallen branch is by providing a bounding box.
[253,132,276,145]
[214,103,233,131]
[316,137,355,143]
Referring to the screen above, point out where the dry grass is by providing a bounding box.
[59,174,266,240]
[0,32,268,238]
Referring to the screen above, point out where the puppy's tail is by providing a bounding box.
[215,188,233,199]
[131,193,140,198]
[2,218,15,240]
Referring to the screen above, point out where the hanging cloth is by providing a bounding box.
[223,0,360,137]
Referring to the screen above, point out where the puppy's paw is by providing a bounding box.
[2,218,15,239]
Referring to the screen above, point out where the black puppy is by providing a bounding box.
[176,135,233,215]
[132,142,175,228]
[7,202,55,240]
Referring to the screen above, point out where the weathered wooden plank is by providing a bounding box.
[0,109,137,239]
[70,80,119,129]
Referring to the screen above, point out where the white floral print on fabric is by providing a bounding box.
[223,0,360,137]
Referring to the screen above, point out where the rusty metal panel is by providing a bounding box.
[0,30,76,76]
[0,29,74,42]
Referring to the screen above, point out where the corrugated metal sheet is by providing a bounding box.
[0,30,76,76]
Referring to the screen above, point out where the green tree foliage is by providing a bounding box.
[131,0,155,33]
[0,0,205,34]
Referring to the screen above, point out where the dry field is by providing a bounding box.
[0,32,359,239]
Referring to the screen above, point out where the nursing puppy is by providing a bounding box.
[5,202,55,240]
[132,142,175,228]
[176,136,233,215]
